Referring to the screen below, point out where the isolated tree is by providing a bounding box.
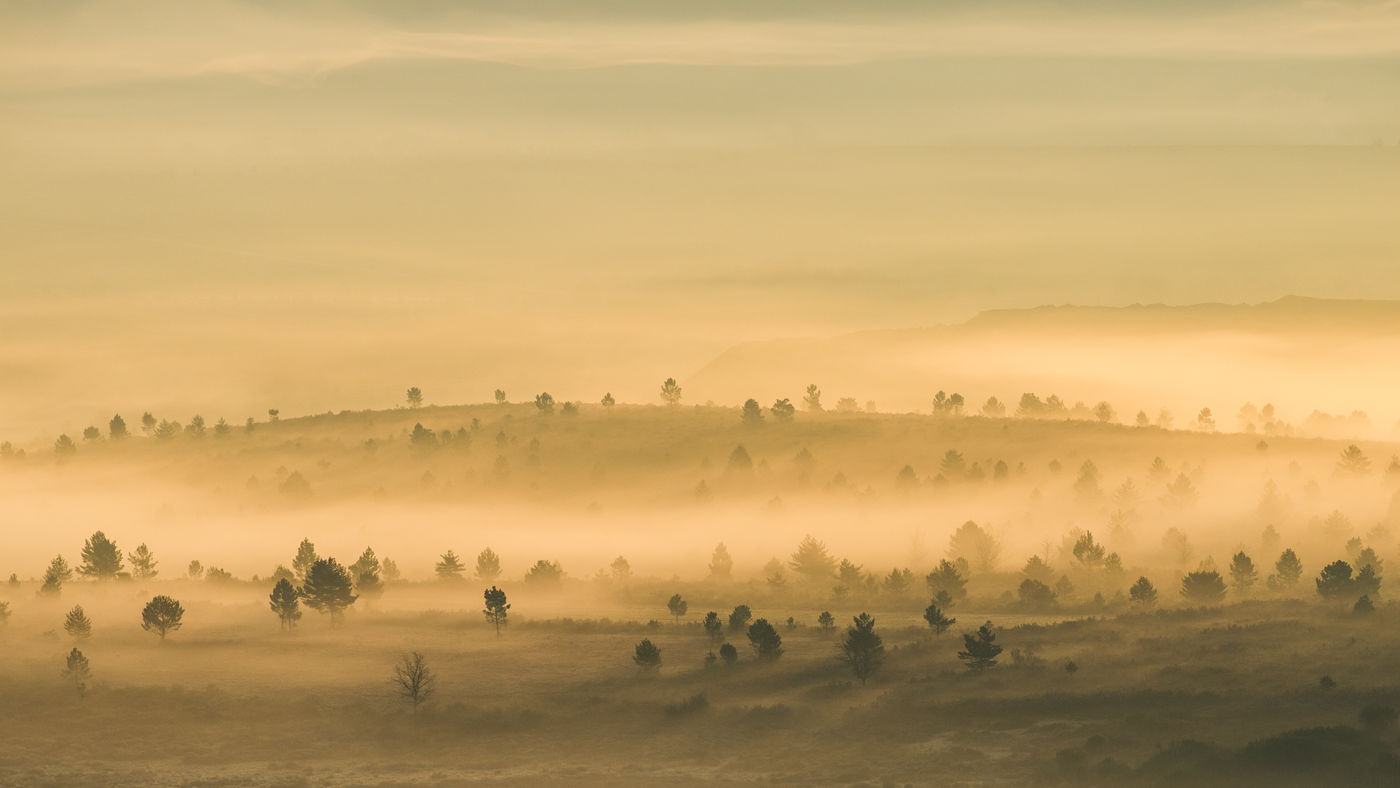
[981,396,1006,417]
[127,544,158,579]
[601,392,615,408]
[1267,549,1303,592]
[1228,551,1258,594]
[1315,560,1356,600]
[1072,531,1107,568]
[393,652,436,712]
[817,611,836,632]
[958,621,1003,672]
[64,605,93,641]
[108,413,128,440]
[65,648,91,699]
[214,418,230,436]
[1129,576,1158,609]
[770,398,796,422]
[923,599,956,635]
[802,384,823,412]
[703,611,724,643]
[709,543,734,579]
[40,555,71,596]
[301,559,357,627]
[840,613,885,685]
[1018,579,1057,611]
[609,556,632,584]
[1337,444,1372,476]
[185,415,205,437]
[78,531,123,579]
[718,642,738,666]
[747,619,783,661]
[534,392,555,414]
[292,538,318,582]
[740,398,764,426]
[949,521,1001,571]
[667,593,689,624]
[524,559,564,587]
[492,388,507,404]
[268,578,302,630]
[726,445,753,472]
[633,638,662,672]
[474,548,502,582]
[788,534,837,580]
[406,387,423,408]
[83,425,102,441]
[139,412,157,434]
[141,595,185,640]
[187,560,203,580]
[926,560,968,603]
[436,550,467,582]
[1094,402,1116,423]
[728,604,752,632]
[54,434,77,457]
[1180,570,1227,605]
[483,586,510,637]
[659,378,683,407]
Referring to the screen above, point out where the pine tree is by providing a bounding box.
[1129,576,1158,609]
[128,543,158,579]
[746,619,783,661]
[666,593,688,624]
[292,538,318,582]
[141,595,185,640]
[301,559,357,626]
[923,600,956,635]
[65,648,91,699]
[703,611,724,642]
[483,586,510,637]
[436,550,466,582]
[78,531,123,579]
[40,555,71,596]
[633,638,662,671]
[958,621,1003,671]
[268,578,302,630]
[840,612,884,685]
[64,605,92,641]
[709,543,734,579]
[474,548,501,582]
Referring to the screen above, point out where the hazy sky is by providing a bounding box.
[3,0,1400,435]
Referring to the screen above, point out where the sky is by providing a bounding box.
[3,0,1400,437]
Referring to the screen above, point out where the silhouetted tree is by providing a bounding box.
[187,560,203,580]
[1072,531,1106,568]
[926,560,968,602]
[747,619,783,661]
[840,613,884,685]
[923,600,956,635]
[817,611,835,632]
[348,547,380,583]
[483,586,510,637]
[958,621,1003,671]
[804,384,822,412]
[381,558,401,582]
[740,398,764,426]
[406,387,423,408]
[141,595,184,640]
[770,398,795,422]
[1129,576,1157,609]
[269,578,302,630]
[728,604,752,631]
[267,408,279,422]
[1267,549,1303,592]
[127,544,157,580]
[292,539,317,582]
[64,605,92,641]
[1337,444,1372,476]
[524,559,564,587]
[1354,595,1375,614]
[718,642,738,666]
[633,638,662,671]
[1094,402,1115,423]
[1229,551,1258,594]
[1180,570,1227,605]
[726,445,753,472]
[54,434,77,457]
[108,413,128,439]
[355,568,383,599]
[436,550,466,582]
[534,392,555,414]
[40,555,71,596]
[301,559,357,627]
[601,392,615,408]
[393,651,436,712]
[475,548,501,582]
[78,531,123,579]
[667,593,688,624]
[1018,579,1057,611]
[660,378,682,407]
[788,534,837,580]
[82,425,101,441]
[1315,560,1356,600]
[703,611,723,642]
[65,648,91,699]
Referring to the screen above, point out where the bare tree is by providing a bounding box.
[392,651,436,713]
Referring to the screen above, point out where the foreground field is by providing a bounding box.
[1,585,1396,787]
